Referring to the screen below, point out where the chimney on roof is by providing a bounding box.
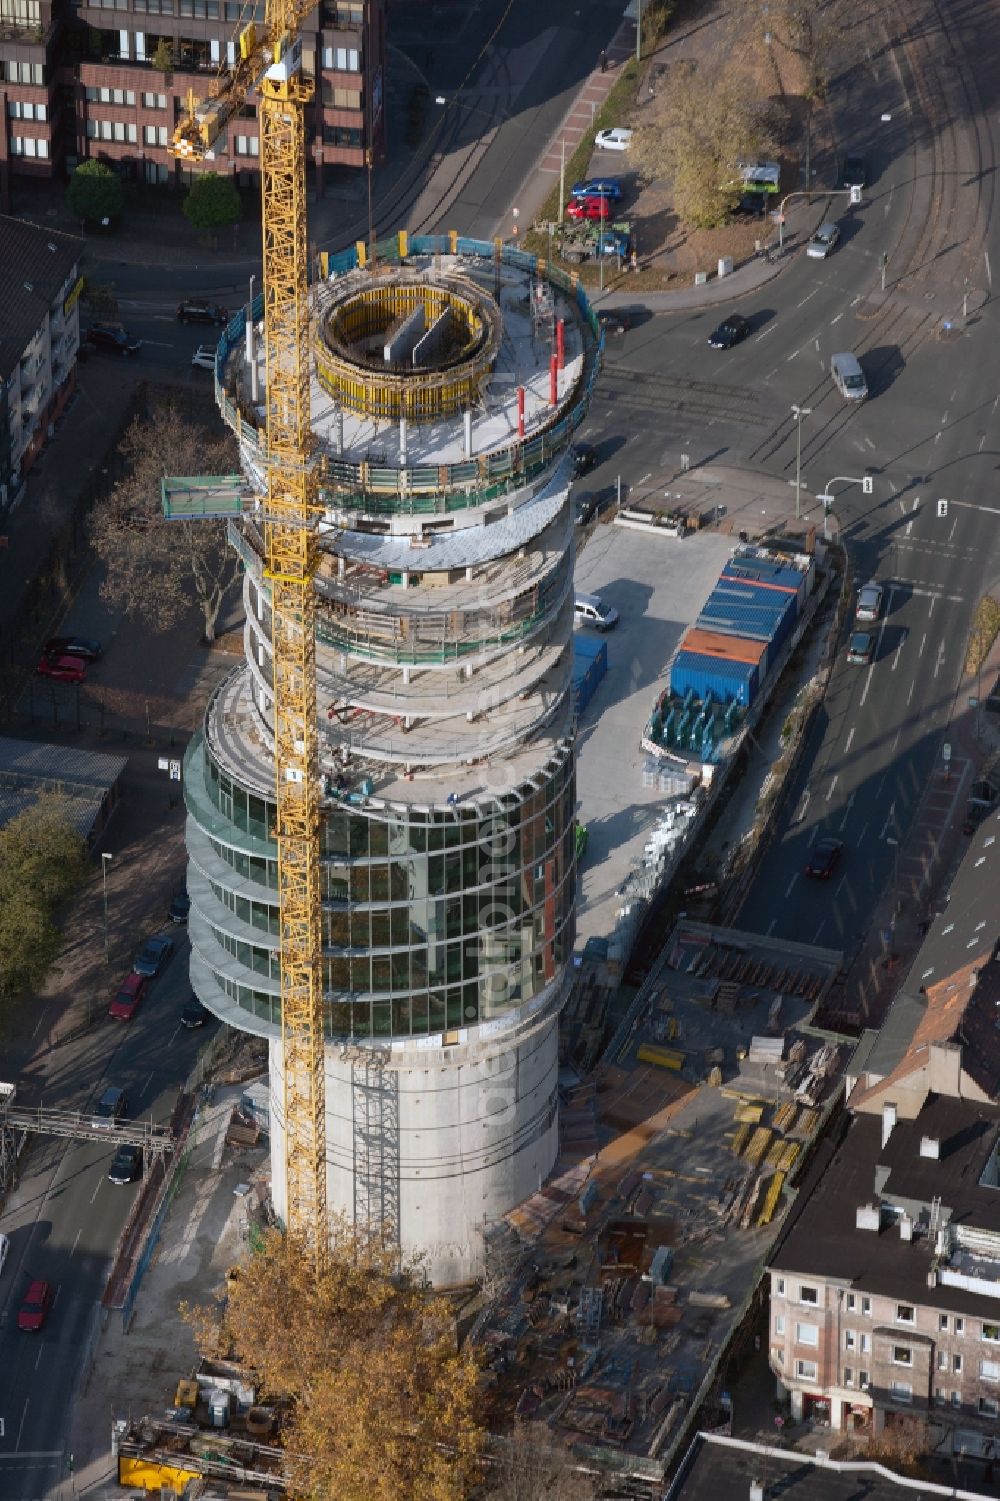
[920,1136,940,1159]
[882,1101,897,1149]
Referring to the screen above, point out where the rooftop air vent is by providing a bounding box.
[920,1136,941,1159]
[856,1203,881,1231]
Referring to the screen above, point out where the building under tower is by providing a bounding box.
[180,236,601,1285]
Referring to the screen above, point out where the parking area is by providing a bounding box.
[573,522,735,949]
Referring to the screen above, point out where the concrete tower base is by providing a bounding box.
[269,992,561,1287]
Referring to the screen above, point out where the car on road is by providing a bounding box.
[806,222,841,259]
[597,307,631,335]
[133,934,175,977]
[108,1143,143,1185]
[169,887,191,923]
[574,487,616,526]
[191,345,217,372]
[570,176,623,200]
[176,298,229,325]
[840,154,867,189]
[181,995,209,1028]
[86,323,142,356]
[92,1085,128,1127]
[44,636,102,661]
[805,837,843,879]
[0,1232,9,1278]
[594,127,632,152]
[574,592,619,631]
[847,630,875,665]
[856,582,884,621]
[37,653,85,683]
[571,443,598,476]
[18,1279,53,1332]
[109,971,148,1021]
[707,314,750,349]
[566,195,611,222]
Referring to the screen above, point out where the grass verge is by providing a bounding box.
[966,595,1000,675]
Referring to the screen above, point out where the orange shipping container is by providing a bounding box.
[680,626,767,666]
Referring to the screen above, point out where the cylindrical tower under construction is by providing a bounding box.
[183,236,601,1284]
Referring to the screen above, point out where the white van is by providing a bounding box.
[831,352,867,401]
[574,593,619,631]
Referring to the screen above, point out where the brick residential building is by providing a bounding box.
[0,0,385,204]
[0,214,83,503]
[767,803,1000,1464]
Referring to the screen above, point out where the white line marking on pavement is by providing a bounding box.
[907,680,915,705]
[34,1345,43,1371]
[986,249,992,288]
[891,729,901,753]
[898,498,906,515]
[947,498,1000,515]
[89,1176,102,1204]
[638,472,651,484]
[941,411,949,426]
[830,312,843,325]
[826,774,839,802]
[918,632,927,656]
[934,430,942,443]
[875,774,887,800]
[858,821,869,843]
[859,665,873,706]
[754,325,777,342]
[845,727,855,753]
[794,789,811,824]
[834,874,848,899]
[948,517,958,542]
[892,638,905,671]
[71,1228,81,1257]
[787,348,800,360]
[879,801,896,839]
[796,290,819,308]
[934,642,945,679]
[766,919,777,936]
[142,1071,154,1096]
[850,295,861,307]
[784,873,799,898]
[813,919,826,943]
[838,792,855,831]
[15,1401,28,1452]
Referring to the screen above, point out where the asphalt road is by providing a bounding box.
[0,936,215,1498]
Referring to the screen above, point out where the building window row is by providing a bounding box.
[324,86,362,110]
[144,123,169,145]
[235,134,259,156]
[321,46,360,71]
[2,60,44,84]
[1,0,40,24]
[323,124,362,148]
[11,135,49,156]
[85,85,136,105]
[7,100,47,120]
[842,1368,871,1389]
[87,119,138,142]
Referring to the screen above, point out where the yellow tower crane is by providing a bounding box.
[170,8,327,1270]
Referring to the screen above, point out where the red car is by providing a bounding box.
[566,195,611,222]
[109,970,148,1021]
[18,1279,53,1331]
[36,653,86,683]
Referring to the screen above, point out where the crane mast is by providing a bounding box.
[172,4,328,1272]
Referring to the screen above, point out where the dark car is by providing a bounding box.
[707,314,750,349]
[840,154,867,189]
[44,636,103,661]
[133,934,175,977]
[737,192,768,218]
[181,995,209,1028]
[176,298,229,326]
[91,1085,128,1128]
[597,307,631,335]
[571,443,598,477]
[18,1279,53,1332]
[805,837,843,879]
[37,653,85,683]
[847,630,875,665]
[168,888,191,924]
[109,971,147,1021]
[86,323,142,356]
[566,195,611,222]
[108,1143,143,1185]
[570,177,623,201]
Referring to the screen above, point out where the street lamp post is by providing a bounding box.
[791,404,811,520]
[101,851,112,965]
[816,474,874,539]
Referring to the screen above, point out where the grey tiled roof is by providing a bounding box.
[0,217,84,381]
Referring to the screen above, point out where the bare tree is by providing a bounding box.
[633,59,780,228]
[89,398,242,643]
[484,1423,598,1501]
[756,0,855,103]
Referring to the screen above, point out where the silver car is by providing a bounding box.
[807,222,840,259]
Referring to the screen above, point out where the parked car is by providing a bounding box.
[805,837,843,879]
[86,323,142,355]
[168,888,191,924]
[570,177,623,200]
[847,631,875,665]
[109,971,148,1021]
[191,345,217,372]
[181,995,209,1028]
[594,127,633,152]
[18,1279,53,1332]
[596,307,631,335]
[133,934,175,977]
[856,582,884,622]
[176,298,228,325]
[571,443,598,477]
[37,653,85,683]
[574,592,619,631]
[737,192,769,218]
[108,1144,143,1185]
[574,487,616,525]
[840,154,868,189]
[806,222,841,259]
[707,314,750,349]
[92,1085,128,1127]
[566,195,611,222]
[43,636,102,661]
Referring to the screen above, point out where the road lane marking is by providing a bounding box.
[859,665,874,706]
[838,792,855,831]
[754,325,777,342]
[142,1071,155,1096]
[71,1228,81,1257]
[766,919,777,936]
[850,295,861,306]
[813,919,826,942]
[858,821,869,843]
[784,873,799,898]
[830,312,843,325]
[880,801,896,839]
[891,728,901,753]
[891,637,905,671]
[834,874,848,898]
[34,1346,43,1371]
[907,680,915,705]
[948,517,958,541]
[845,727,855,753]
[638,471,651,484]
[793,789,811,824]
[89,1176,102,1204]
[15,1401,28,1452]
[919,632,927,656]
[787,348,800,360]
[934,642,945,680]
[796,290,819,308]
[826,773,839,802]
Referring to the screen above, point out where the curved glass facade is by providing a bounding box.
[188,729,575,1041]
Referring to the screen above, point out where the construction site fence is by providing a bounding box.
[213,239,604,517]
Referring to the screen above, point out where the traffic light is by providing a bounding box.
[862,476,873,495]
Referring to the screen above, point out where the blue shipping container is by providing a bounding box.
[670,650,758,707]
[573,636,608,714]
[698,604,782,643]
[710,580,796,653]
[722,559,804,614]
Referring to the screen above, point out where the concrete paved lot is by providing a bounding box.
[573,522,735,948]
